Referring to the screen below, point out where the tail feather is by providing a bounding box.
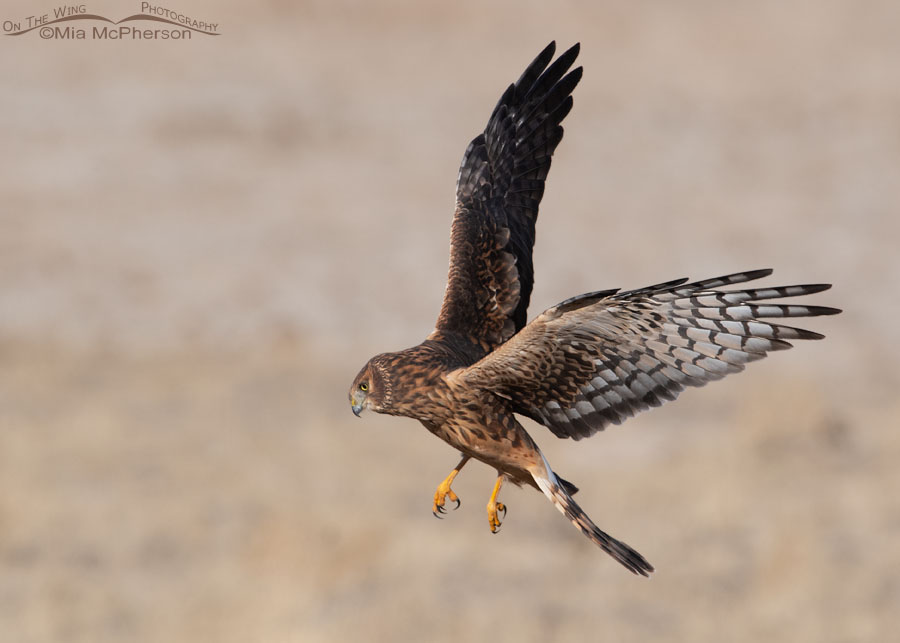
[557,475,579,496]
[535,470,654,577]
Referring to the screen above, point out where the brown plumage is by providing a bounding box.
[349,42,840,576]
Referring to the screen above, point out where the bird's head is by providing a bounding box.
[349,356,391,417]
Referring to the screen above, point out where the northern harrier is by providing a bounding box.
[349,42,839,576]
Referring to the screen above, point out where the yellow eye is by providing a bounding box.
[359,382,368,392]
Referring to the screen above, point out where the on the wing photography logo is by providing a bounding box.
[3,3,219,40]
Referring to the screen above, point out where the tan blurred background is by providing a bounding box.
[1,1,897,641]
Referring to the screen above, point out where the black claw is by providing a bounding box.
[452,497,461,510]
[433,509,443,519]
[499,504,507,519]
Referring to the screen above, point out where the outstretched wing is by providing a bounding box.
[433,42,582,351]
[458,269,841,439]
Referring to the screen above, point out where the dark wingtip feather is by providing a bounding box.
[553,95,575,123]
[540,41,557,60]
[735,268,773,280]
[515,41,557,90]
[558,66,583,97]
[805,306,842,317]
[555,42,581,70]
[797,283,832,295]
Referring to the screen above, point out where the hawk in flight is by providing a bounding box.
[349,42,839,576]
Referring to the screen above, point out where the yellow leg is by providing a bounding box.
[433,455,470,518]
[487,475,507,533]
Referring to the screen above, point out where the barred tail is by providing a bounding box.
[533,468,654,577]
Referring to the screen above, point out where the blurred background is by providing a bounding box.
[1,1,897,641]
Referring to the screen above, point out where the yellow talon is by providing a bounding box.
[487,476,506,533]
[432,457,468,517]
[433,479,460,516]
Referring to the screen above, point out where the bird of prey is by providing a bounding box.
[349,42,839,576]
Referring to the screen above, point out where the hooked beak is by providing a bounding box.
[350,389,365,417]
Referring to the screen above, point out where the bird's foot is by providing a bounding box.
[432,478,461,518]
[487,500,507,533]
[486,475,506,533]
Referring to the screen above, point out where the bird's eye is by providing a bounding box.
[359,382,368,392]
